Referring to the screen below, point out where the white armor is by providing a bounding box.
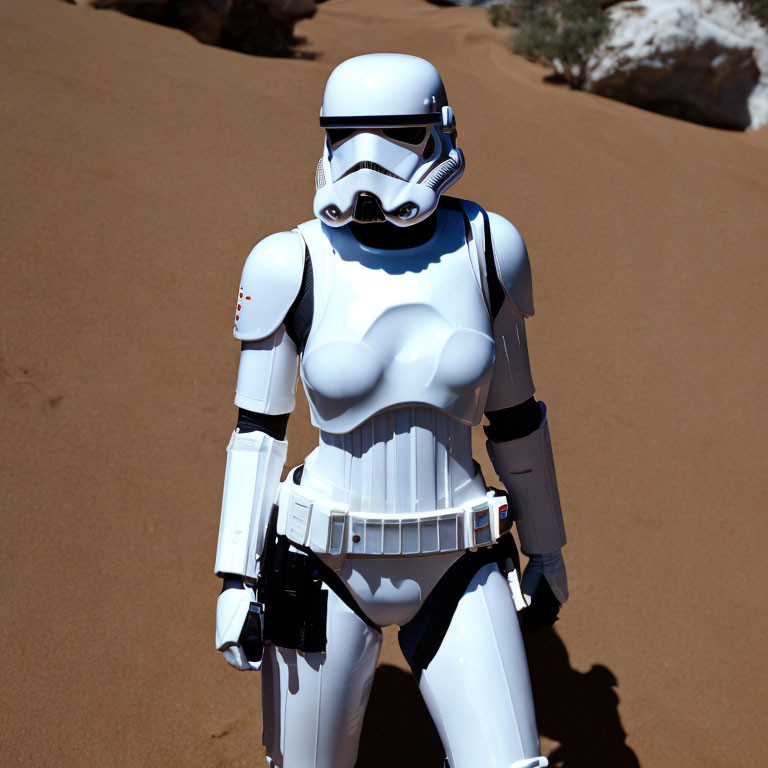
[314,53,464,228]
[297,207,495,432]
[215,53,567,768]
[214,429,287,581]
[233,232,304,342]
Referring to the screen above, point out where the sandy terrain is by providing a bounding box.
[1,0,767,765]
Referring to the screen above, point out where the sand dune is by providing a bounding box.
[1,0,767,765]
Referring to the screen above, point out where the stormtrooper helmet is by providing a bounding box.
[313,53,465,228]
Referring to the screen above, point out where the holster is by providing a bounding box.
[258,505,328,653]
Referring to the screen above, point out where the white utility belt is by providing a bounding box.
[276,472,510,563]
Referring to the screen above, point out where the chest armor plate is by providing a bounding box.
[296,209,495,434]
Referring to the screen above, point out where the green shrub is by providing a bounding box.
[741,0,768,26]
[487,2,522,28]
[489,0,610,89]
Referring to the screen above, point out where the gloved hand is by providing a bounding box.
[216,580,264,671]
[520,549,568,630]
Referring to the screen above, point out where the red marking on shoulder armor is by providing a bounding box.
[236,314,240,320]
[237,304,241,311]
[239,292,243,298]
[245,296,251,301]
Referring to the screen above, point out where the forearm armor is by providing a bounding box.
[214,429,288,581]
[486,402,566,556]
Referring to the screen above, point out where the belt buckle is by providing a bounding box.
[467,494,508,549]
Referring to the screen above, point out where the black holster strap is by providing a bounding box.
[398,533,520,677]
[306,550,382,633]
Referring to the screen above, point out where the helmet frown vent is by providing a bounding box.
[341,161,402,180]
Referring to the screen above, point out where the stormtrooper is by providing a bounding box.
[214,53,568,768]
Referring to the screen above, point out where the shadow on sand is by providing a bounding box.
[524,628,641,768]
[356,628,640,768]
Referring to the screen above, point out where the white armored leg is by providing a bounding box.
[419,562,546,768]
[261,587,382,768]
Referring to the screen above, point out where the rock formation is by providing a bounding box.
[581,0,768,129]
[66,0,319,56]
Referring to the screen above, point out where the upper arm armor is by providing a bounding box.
[233,231,305,341]
[486,212,534,318]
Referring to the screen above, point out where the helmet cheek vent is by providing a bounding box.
[422,148,464,191]
[324,205,342,220]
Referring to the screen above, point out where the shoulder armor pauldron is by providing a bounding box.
[486,211,533,318]
[454,200,533,318]
[233,231,305,341]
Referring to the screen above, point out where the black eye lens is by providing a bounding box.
[327,129,355,146]
[382,127,427,145]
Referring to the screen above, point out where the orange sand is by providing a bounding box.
[1,1,767,765]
